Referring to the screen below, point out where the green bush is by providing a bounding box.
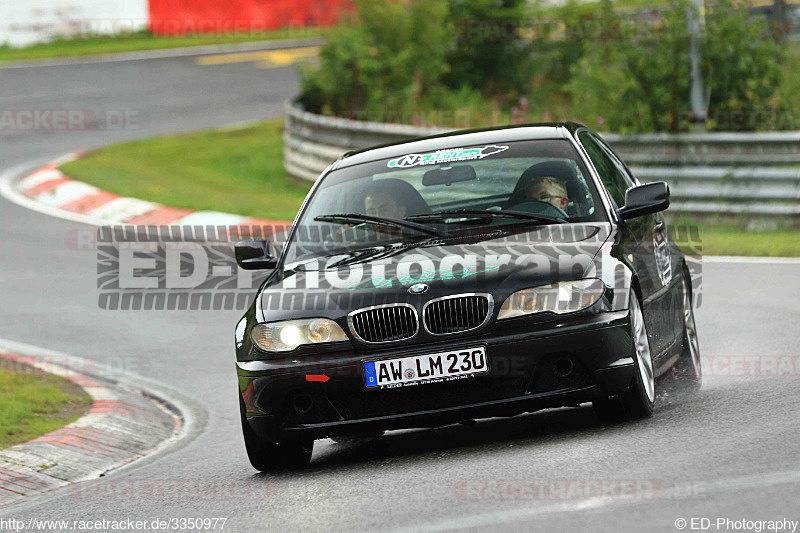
[703,0,784,131]
[300,0,535,122]
[300,0,453,118]
[444,0,534,97]
[565,0,785,132]
[529,0,613,88]
[301,0,788,133]
[774,43,800,130]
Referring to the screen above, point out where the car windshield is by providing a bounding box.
[284,139,607,265]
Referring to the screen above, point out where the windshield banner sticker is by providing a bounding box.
[387,145,509,168]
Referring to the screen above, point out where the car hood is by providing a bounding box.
[259,223,613,320]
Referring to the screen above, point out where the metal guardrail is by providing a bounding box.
[603,132,800,166]
[284,100,800,216]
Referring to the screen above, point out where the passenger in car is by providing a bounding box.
[525,175,570,212]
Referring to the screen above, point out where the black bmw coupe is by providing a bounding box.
[234,123,702,471]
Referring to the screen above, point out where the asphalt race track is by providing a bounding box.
[1,48,799,532]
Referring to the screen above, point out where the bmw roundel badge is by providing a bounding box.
[408,283,429,294]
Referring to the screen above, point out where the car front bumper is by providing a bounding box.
[237,310,635,443]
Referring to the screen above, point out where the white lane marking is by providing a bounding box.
[699,469,800,493]
[17,167,63,191]
[32,180,98,206]
[48,152,82,166]
[0,159,107,226]
[0,38,324,70]
[398,470,800,532]
[216,119,266,131]
[702,256,800,264]
[398,499,610,532]
[172,210,250,226]
[87,196,159,221]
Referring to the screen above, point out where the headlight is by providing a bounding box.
[498,278,605,320]
[251,318,348,353]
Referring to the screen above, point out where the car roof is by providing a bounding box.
[333,122,587,169]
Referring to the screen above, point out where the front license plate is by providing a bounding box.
[364,346,488,389]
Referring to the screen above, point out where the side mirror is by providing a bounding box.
[235,240,278,270]
[618,182,670,220]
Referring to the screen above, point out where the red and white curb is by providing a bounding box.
[0,349,183,507]
[11,153,289,228]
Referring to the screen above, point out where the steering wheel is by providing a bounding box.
[507,200,569,219]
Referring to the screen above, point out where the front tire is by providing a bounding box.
[593,290,655,422]
[240,397,313,471]
[670,272,702,392]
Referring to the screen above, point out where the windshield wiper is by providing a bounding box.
[320,241,436,269]
[314,213,448,237]
[406,208,566,224]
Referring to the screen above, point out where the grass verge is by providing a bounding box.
[0,28,324,63]
[0,362,92,449]
[676,225,800,258]
[60,120,312,221]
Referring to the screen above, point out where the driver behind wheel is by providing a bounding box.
[364,190,407,240]
[525,175,569,212]
[365,191,407,220]
[334,179,426,244]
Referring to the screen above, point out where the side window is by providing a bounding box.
[595,136,637,188]
[578,131,628,207]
